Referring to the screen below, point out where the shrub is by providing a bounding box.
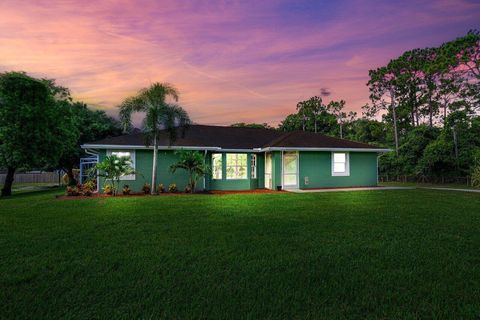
[142,183,151,194]
[157,183,165,193]
[122,184,131,195]
[168,183,177,193]
[472,166,480,188]
[184,185,192,193]
[66,186,80,196]
[82,180,95,196]
[103,184,113,195]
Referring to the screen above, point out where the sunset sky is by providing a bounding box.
[1,0,479,126]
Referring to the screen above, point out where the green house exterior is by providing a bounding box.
[82,125,388,192]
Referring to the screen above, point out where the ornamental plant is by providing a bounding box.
[168,183,177,193]
[95,155,135,196]
[142,183,151,194]
[157,183,165,193]
[122,184,131,195]
[82,180,95,196]
[170,150,210,193]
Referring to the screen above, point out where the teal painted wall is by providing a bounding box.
[298,151,378,188]
[207,152,258,191]
[98,149,190,192]
[97,149,378,192]
[271,151,282,189]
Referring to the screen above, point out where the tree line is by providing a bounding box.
[238,31,480,182]
[0,72,122,196]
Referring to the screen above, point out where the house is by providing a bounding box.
[81,125,390,191]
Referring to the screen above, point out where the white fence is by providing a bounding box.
[0,172,62,184]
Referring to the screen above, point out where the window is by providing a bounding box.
[108,150,136,180]
[212,153,223,179]
[251,154,257,179]
[226,153,247,179]
[332,152,349,176]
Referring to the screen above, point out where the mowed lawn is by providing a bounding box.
[1,189,480,319]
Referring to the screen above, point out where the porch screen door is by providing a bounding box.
[265,153,272,189]
[283,152,298,188]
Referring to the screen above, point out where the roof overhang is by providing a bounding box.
[81,144,391,153]
[259,147,391,153]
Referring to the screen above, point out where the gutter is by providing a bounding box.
[81,144,391,153]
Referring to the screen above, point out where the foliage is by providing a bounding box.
[122,185,131,195]
[471,166,480,188]
[102,184,113,195]
[168,183,177,193]
[0,71,78,196]
[170,150,210,193]
[157,184,165,193]
[95,155,135,196]
[58,101,122,185]
[119,82,190,194]
[66,186,80,196]
[142,183,151,194]
[230,122,274,129]
[82,180,95,196]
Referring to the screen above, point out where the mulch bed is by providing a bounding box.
[56,189,283,199]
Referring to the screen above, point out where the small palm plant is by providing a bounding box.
[95,155,135,196]
[170,150,210,193]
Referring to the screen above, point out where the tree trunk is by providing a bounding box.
[452,125,459,172]
[391,91,399,156]
[67,166,77,186]
[151,133,158,195]
[339,124,343,139]
[1,167,16,197]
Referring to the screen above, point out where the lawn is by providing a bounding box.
[1,189,479,319]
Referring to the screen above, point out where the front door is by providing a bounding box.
[265,153,272,189]
[283,152,298,189]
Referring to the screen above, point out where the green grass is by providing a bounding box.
[1,190,480,319]
[380,181,478,190]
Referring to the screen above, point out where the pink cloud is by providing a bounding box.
[0,0,478,126]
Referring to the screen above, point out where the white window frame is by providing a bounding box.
[331,152,350,176]
[226,153,248,180]
[251,154,257,179]
[212,153,223,180]
[107,150,136,180]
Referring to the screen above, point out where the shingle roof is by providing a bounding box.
[84,124,386,150]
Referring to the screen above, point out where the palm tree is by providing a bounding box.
[170,150,210,193]
[119,83,190,194]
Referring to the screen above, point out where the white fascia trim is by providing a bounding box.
[260,147,391,153]
[81,145,391,153]
[81,144,222,151]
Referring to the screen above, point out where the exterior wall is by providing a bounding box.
[98,149,190,192]
[96,148,379,192]
[98,149,261,192]
[270,151,282,190]
[298,151,378,189]
[207,152,258,191]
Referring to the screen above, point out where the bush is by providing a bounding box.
[472,166,480,188]
[184,185,192,193]
[66,186,80,196]
[122,185,131,195]
[82,180,95,196]
[142,183,151,194]
[168,183,177,193]
[103,184,113,195]
[157,184,165,193]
